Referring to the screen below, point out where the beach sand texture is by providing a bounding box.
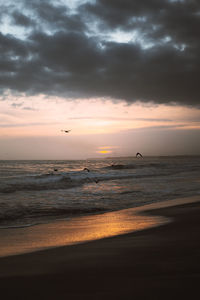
[0,196,200,299]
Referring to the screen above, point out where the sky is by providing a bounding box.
[0,0,200,159]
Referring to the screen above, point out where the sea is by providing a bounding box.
[0,156,200,229]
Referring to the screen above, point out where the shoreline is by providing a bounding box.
[0,195,200,258]
[0,195,200,299]
[1,195,199,258]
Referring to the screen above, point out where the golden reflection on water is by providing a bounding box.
[1,195,199,257]
[0,207,167,257]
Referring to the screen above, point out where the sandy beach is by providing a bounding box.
[1,0,200,298]
[0,196,200,299]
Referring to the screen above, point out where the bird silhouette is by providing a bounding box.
[61,130,71,133]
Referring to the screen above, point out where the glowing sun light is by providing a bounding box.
[98,150,112,154]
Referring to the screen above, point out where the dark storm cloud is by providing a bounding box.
[81,0,200,40]
[1,0,200,106]
[27,0,87,32]
[11,11,35,27]
[0,32,28,56]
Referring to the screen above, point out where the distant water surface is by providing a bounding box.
[0,156,200,228]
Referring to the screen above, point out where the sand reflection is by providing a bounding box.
[2,196,199,257]
[0,206,167,257]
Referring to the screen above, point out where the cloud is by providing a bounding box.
[0,0,200,107]
[11,11,35,27]
[32,1,86,32]
[69,116,172,122]
[0,122,58,128]
[22,106,37,111]
[131,124,187,131]
[11,102,24,108]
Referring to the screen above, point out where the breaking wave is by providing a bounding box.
[103,162,167,170]
[0,161,181,194]
[0,169,137,194]
[0,206,107,228]
[0,172,95,193]
[1,156,200,228]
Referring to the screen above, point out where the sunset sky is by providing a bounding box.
[0,0,200,159]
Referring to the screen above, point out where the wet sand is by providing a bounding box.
[0,196,200,299]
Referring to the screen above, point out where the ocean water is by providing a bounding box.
[0,156,200,228]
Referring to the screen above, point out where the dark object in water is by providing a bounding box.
[108,164,128,169]
[136,152,143,158]
[105,164,136,170]
[110,164,125,169]
[54,168,58,172]
[83,168,90,172]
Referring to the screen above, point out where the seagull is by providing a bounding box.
[61,130,71,133]
[136,152,143,158]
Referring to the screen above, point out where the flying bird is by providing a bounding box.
[136,152,143,158]
[61,129,71,133]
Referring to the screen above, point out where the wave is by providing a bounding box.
[0,223,39,229]
[0,206,108,229]
[103,162,168,170]
[104,164,136,170]
[0,165,176,194]
[0,161,179,194]
[0,171,100,193]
